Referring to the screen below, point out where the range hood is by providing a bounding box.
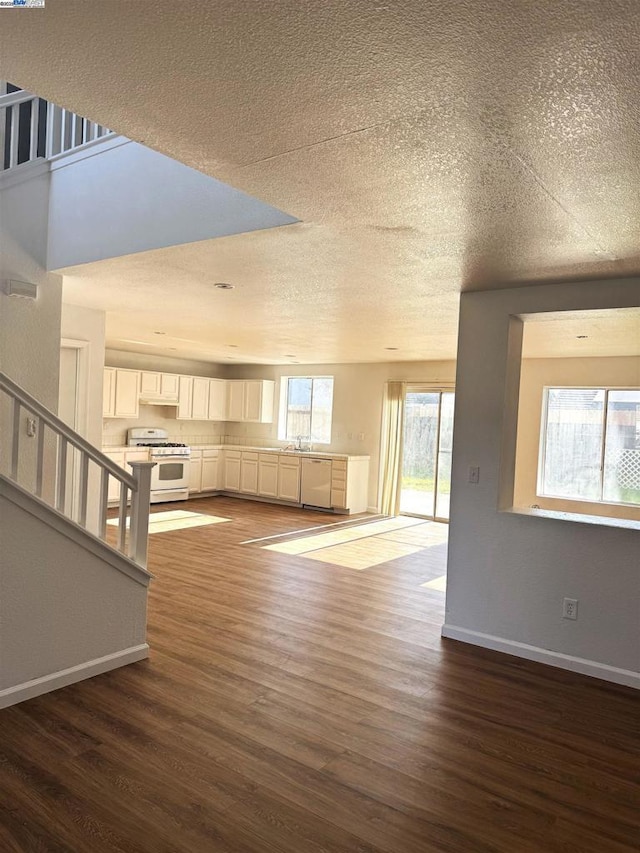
[139,395,179,406]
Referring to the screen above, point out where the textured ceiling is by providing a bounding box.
[2,1,640,363]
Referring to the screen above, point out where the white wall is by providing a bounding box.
[445,279,640,687]
[226,360,456,509]
[0,490,148,704]
[0,167,62,410]
[48,139,297,270]
[0,167,62,492]
[515,356,640,522]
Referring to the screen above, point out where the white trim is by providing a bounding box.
[0,644,149,709]
[60,338,90,439]
[0,156,49,189]
[48,134,127,171]
[441,624,640,690]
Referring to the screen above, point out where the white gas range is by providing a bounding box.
[128,428,191,503]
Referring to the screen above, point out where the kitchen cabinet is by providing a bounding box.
[191,446,368,512]
[177,375,193,419]
[189,450,203,493]
[103,368,116,418]
[240,452,259,493]
[201,450,220,491]
[258,454,279,498]
[223,451,241,491]
[189,448,221,493]
[191,377,210,420]
[103,449,125,501]
[277,456,301,502]
[244,380,274,423]
[226,381,245,421]
[331,457,369,513]
[103,368,140,418]
[208,379,226,420]
[178,376,228,421]
[102,447,150,502]
[226,380,275,423]
[140,371,179,401]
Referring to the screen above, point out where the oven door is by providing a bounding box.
[150,457,189,491]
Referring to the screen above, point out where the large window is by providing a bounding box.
[279,376,334,444]
[539,387,640,506]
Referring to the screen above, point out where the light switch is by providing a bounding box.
[468,466,480,484]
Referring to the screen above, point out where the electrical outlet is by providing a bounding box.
[468,466,480,484]
[563,598,578,620]
[357,432,365,441]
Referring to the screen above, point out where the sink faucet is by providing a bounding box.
[295,435,312,451]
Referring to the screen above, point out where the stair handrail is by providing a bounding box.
[0,88,38,109]
[0,371,154,568]
[1,82,113,173]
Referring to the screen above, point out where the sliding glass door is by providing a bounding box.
[400,389,455,521]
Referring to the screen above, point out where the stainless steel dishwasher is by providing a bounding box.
[300,457,332,508]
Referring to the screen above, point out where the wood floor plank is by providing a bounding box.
[2,496,639,852]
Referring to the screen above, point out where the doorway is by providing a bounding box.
[400,389,455,521]
[58,340,89,518]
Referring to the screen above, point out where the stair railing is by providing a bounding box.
[0,82,113,173]
[0,372,154,568]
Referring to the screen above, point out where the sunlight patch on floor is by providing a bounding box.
[107,509,231,534]
[304,537,422,570]
[263,515,425,555]
[421,574,447,591]
[378,523,449,547]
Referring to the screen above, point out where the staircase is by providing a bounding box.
[0,371,154,709]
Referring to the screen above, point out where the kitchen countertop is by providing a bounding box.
[103,443,369,460]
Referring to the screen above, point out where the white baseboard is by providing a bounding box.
[0,644,149,709]
[441,625,639,690]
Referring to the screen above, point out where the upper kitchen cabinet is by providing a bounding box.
[140,371,179,402]
[226,380,245,421]
[103,368,140,418]
[227,379,275,423]
[191,377,210,420]
[244,380,274,423]
[208,379,226,420]
[177,375,194,419]
[177,375,228,421]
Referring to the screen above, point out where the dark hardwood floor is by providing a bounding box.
[1,497,639,852]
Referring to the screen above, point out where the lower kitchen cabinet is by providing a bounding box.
[258,454,279,498]
[240,452,259,493]
[103,448,150,503]
[189,451,203,493]
[224,451,241,491]
[201,451,220,491]
[189,449,221,493]
[104,450,125,502]
[185,447,368,513]
[277,458,301,502]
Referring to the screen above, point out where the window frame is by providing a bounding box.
[537,385,640,508]
[278,375,334,445]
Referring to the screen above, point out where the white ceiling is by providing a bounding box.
[2,1,640,364]
[521,309,640,359]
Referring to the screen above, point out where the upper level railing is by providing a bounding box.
[0,372,154,569]
[0,82,113,172]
